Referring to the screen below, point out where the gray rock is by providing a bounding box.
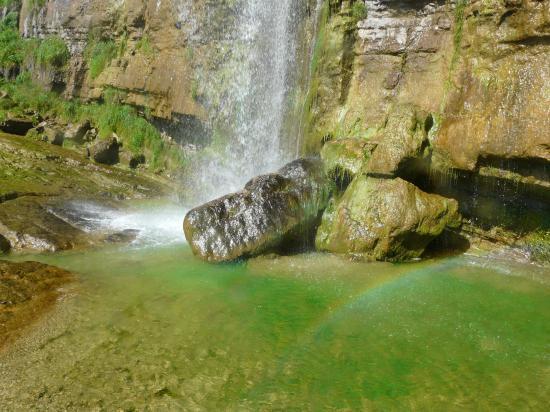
[184,158,331,262]
[64,121,91,143]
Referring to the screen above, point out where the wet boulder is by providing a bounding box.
[316,176,461,261]
[184,158,331,262]
[87,136,120,165]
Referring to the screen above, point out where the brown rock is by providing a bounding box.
[316,176,461,261]
[0,260,74,348]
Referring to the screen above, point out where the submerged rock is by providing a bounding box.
[87,136,120,165]
[0,260,74,348]
[184,158,330,262]
[0,198,91,252]
[316,176,461,261]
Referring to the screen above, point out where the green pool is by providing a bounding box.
[1,243,548,410]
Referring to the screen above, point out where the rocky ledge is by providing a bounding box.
[0,260,74,350]
[0,132,172,253]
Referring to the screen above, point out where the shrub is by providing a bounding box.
[0,12,23,72]
[35,36,70,68]
[86,37,117,79]
[351,1,367,21]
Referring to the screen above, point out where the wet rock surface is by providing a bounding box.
[0,260,74,349]
[0,132,170,253]
[316,176,461,261]
[367,104,431,176]
[184,158,330,262]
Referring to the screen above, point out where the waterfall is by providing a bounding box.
[178,0,322,204]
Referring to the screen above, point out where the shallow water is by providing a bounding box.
[1,240,549,410]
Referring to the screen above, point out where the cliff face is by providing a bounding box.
[306,0,549,250]
[19,0,203,122]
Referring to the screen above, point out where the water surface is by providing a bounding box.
[1,242,548,410]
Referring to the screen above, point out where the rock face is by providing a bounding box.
[184,158,330,262]
[306,0,549,248]
[316,176,461,261]
[18,0,205,122]
[433,0,550,170]
[367,104,431,176]
[0,260,74,348]
[321,138,376,181]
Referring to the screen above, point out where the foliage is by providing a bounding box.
[136,34,154,56]
[35,36,70,68]
[351,1,367,21]
[85,31,117,79]
[0,12,23,72]
[525,231,550,264]
[0,74,185,171]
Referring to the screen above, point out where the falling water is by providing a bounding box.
[178,0,322,203]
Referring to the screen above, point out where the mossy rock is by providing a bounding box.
[316,176,461,261]
[321,138,376,183]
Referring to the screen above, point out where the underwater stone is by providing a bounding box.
[184,158,331,262]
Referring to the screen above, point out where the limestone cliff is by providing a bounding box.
[18,0,204,123]
[306,0,549,250]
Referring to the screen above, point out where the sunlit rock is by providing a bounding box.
[184,158,331,262]
[316,176,461,261]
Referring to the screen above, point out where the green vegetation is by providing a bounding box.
[524,230,550,264]
[85,30,117,79]
[0,12,23,73]
[351,1,367,22]
[35,36,70,68]
[136,34,154,56]
[0,73,184,170]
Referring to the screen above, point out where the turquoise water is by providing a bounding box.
[1,243,549,410]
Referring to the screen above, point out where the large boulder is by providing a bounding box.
[87,136,120,165]
[316,176,461,261]
[184,158,330,262]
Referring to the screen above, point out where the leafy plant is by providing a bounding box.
[351,1,368,21]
